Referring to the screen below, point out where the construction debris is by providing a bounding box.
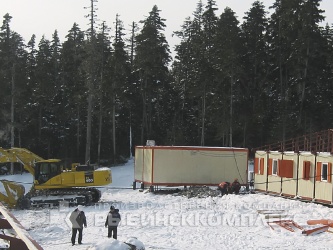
[175,186,220,198]
[267,220,303,232]
[0,202,43,249]
[257,210,287,219]
[257,210,285,214]
[152,186,220,198]
[152,186,251,198]
[302,225,329,236]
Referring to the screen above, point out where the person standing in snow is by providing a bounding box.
[217,181,230,196]
[105,206,121,239]
[70,205,87,246]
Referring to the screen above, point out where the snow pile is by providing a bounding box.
[124,237,145,250]
[92,239,130,250]
[91,238,145,250]
[0,239,9,249]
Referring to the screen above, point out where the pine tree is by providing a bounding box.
[107,15,131,160]
[0,14,27,153]
[134,5,171,144]
[241,1,269,147]
[199,0,218,146]
[176,1,206,145]
[267,0,326,142]
[212,7,243,146]
[22,35,38,149]
[83,0,100,163]
[60,23,87,161]
[170,16,193,145]
[95,21,111,164]
[34,36,54,156]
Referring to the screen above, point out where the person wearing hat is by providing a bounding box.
[70,205,87,245]
[231,178,241,194]
[105,206,121,239]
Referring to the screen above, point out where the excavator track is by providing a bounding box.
[17,188,102,209]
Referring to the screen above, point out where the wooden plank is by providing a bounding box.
[302,225,329,236]
[264,214,287,219]
[257,209,285,214]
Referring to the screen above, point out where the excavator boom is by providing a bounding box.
[0,147,43,175]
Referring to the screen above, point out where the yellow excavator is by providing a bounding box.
[0,147,112,209]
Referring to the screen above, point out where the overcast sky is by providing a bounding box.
[3,0,333,54]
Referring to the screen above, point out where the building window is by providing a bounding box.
[322,163,328,181]
[272,159,278,176]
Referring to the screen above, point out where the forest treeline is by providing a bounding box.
[0,0,333,164]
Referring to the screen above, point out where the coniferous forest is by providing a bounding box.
[1,0,333,164]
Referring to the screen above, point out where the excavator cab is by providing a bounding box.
[34,160,62,184]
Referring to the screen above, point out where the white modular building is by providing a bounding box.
[135,146,249,187]
[254,150,333,205]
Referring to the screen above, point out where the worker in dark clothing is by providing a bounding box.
[231,178,241,194]
[70,205,87,246]
[217,182,230,196]
[105,206,121,239]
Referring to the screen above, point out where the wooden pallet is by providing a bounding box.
[267,220,303,232]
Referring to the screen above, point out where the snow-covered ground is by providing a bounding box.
[2,160,333,249]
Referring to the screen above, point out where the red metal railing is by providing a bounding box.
[255,129,333,153]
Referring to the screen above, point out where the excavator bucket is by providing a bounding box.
[0,180,25,208]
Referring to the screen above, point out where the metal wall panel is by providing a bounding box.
[298,152,315,200]
[267,152,282,194]
[314,153,333,203]
[134,147,153,183]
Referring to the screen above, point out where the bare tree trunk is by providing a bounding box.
[85,91,93,164]
[129,115,133,158]
[97,87,103,165]
[38,106,42,139]
[200,83,206,146]
[10,64,15,174]
[85,0,97,164]
[229,74,233,147]
[112,20,118,164]
[97,22,106,165]
[243,122,247,148]
[278,19,286,144]
[76,106,80,159]
[141,76,148,144]
[112,91,116,163]
[298,38,310,126]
